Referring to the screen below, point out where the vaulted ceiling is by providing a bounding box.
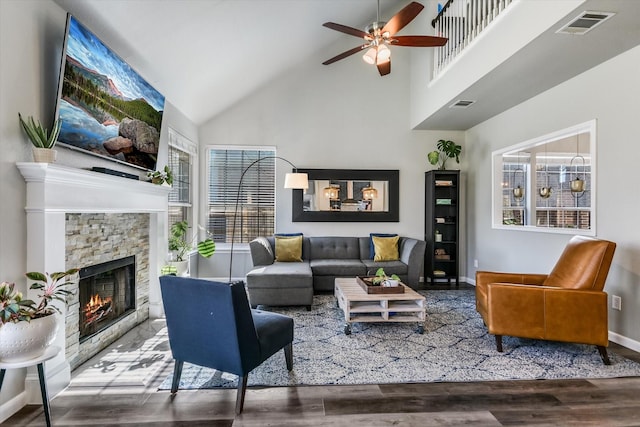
[53,0,408,126]
[53,0,640,130]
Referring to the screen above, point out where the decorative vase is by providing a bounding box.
[32,147,57,163]
[168,260,189,277]
[0,315,58,362]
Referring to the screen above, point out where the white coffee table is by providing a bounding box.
[334,278,426,335]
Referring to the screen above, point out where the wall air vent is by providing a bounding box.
[556,11,615,35]
[449,100,475,109]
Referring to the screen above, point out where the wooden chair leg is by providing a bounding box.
[597,346,611,365]
[235,374,248,415]
[284,343,293,371]
[171,360,184,394]
[495,335,503,352]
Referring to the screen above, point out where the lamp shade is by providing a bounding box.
[377,44,390,61]
[323,185,339,199]
[362,186,378,200]
[284,172,309,190]
[363,47,377,64]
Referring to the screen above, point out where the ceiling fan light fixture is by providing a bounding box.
[363,47,377,64]
[377,44,390,61]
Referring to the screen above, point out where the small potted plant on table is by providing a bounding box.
[0,269,78,362]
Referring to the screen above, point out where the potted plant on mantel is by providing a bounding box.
[18,113,62,163]
[0,269,78,363]
[428,139,462,170]
[167,221,216,276]
[147,165,174,186]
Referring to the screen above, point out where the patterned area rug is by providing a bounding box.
[159,289,640,389]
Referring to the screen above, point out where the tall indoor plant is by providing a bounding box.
[428,139,462,170]
[18,113,62,163]
[0,269,78,362]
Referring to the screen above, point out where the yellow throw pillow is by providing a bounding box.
[275,235,303,262]
[372,235,399,261]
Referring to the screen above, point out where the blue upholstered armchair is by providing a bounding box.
[159,276,294,414]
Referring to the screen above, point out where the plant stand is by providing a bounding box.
[0,345,60,427]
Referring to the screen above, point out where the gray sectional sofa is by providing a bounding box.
[246,236,426,310]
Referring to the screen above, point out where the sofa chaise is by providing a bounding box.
[246,235,426,310]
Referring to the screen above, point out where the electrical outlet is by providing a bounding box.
[612,295,622,311]
[474,259,479,268]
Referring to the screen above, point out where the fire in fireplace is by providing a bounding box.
[78,256,136,342]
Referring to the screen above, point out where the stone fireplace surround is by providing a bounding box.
[18,162,169,401]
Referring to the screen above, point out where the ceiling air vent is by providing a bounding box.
[449,100,475,109]
[556,11,615,35]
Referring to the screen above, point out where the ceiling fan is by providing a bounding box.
[322,1,448,76]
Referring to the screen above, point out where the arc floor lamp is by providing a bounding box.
[228,156,308,282]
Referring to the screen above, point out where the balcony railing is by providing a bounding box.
[431,0,514,78]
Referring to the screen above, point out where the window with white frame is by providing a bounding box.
[206,147,276,243]
[167,128,196,231]
[492,120,595,235]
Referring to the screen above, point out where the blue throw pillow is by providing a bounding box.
[369,233,398,259]
[275,233,303,237]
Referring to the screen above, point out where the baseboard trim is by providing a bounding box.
[609,331,640,353]
[0,389,28,424]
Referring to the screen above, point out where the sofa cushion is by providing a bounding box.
[361,259,408,277]
[246,262,312,289]
[310,259,366,277]
[369,233,398,259]
[309,237,360,260]
[275,235,303,262]
[372,235,400,261]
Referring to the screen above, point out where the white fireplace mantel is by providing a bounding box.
[17,162,170,401]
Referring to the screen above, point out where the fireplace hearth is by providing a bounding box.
[79,256,136,342]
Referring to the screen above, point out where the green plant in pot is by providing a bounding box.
[148,165,174,186]
[18,113,62,163]
[372,268,401,287]
[167,221,216,276]
[0,269,78,362]
[428,139,462,170]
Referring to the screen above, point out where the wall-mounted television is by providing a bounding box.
[55,14,165,171]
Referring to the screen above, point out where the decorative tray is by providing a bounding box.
[356,276,405,294]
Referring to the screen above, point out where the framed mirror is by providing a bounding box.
[492,120,596,234]
[292,169,399,222]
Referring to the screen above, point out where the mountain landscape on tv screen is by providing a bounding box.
[57,16,165,170]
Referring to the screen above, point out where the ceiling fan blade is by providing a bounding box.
[322,45,367,65]
[377,59,391,76]
[323,22,369,39]
[381,2,424,36]
[390,35,448,47]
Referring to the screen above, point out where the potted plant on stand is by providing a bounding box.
[428,139,462,170]
[0,269,78,362]
[18,113,62,163]
[167,221,216,276]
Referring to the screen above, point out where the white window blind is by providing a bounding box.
[207,147,276,243]
[168,128,196,229]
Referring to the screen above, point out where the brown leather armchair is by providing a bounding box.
[475,236,616,364]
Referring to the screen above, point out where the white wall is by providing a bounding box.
[0,0,197,419]
[198,38,464,279]
[465,45,640,347]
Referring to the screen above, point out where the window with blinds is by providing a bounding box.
[167,129,196,230]
[207,147,276,243]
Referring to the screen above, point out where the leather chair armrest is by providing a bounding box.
[543,288,608,346]
[483,283,546,338]
[476,271,548,287]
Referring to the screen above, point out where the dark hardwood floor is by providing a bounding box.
[6,283,640,426]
